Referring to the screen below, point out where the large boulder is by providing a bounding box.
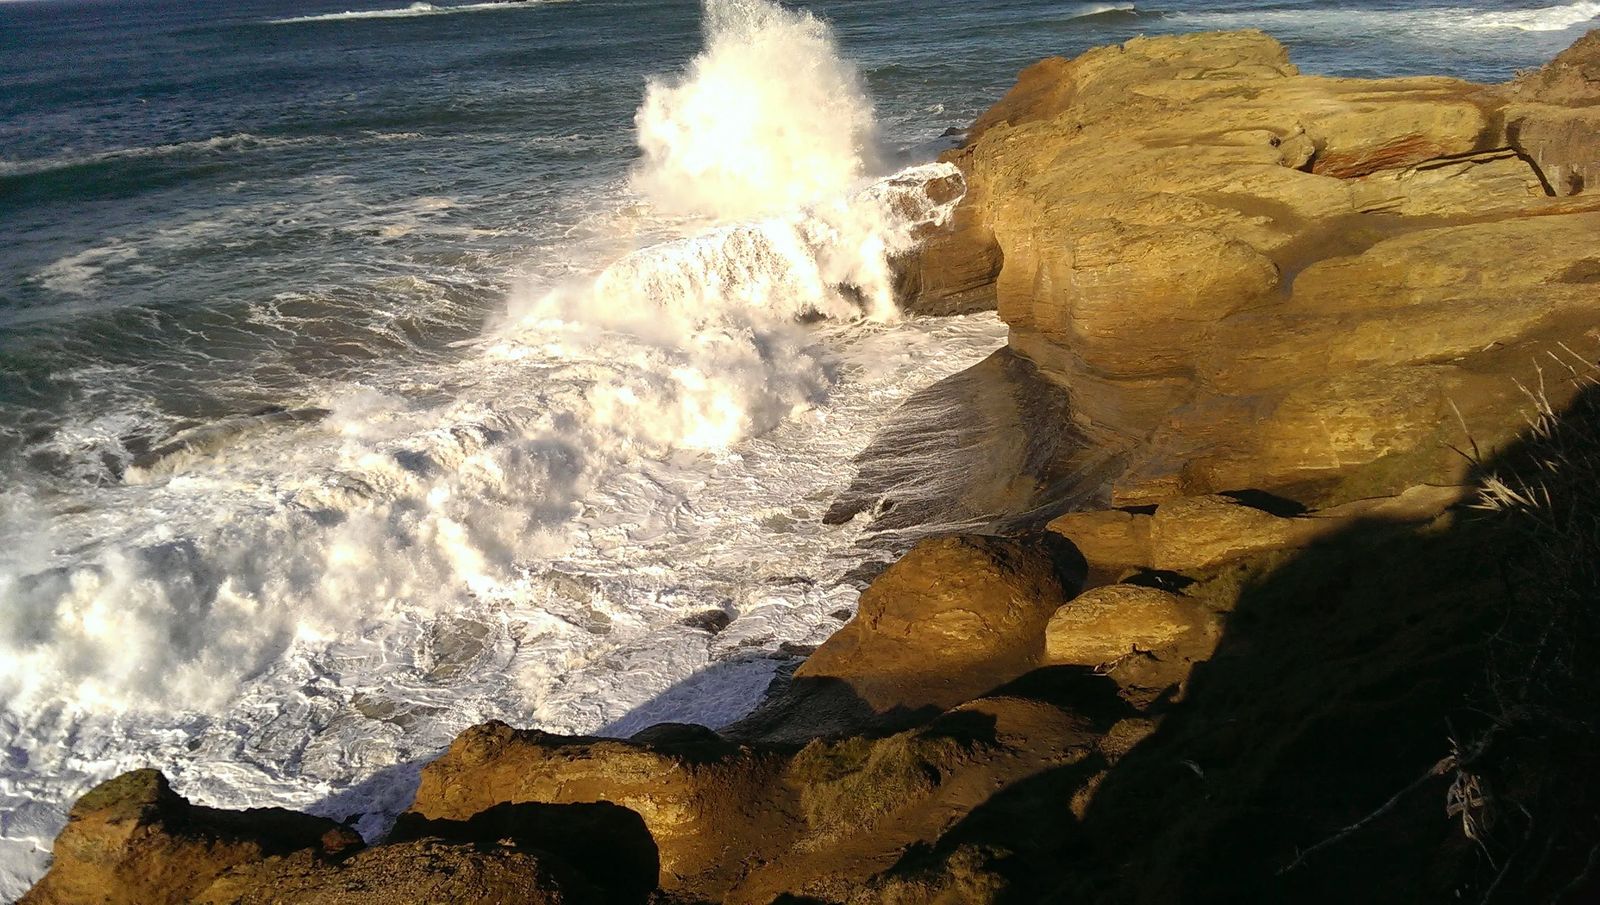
[793,534,1083,712]
[1049,486,1466,580]
[1042,584,1216,673]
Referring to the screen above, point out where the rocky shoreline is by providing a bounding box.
[22,29,1600,905]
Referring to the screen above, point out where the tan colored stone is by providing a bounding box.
[795,534,1079,711]
[405,721,783,890]
[20,770,356,905]
[1510,28,1600,107]
[1043,585,1210,667]
[1046,508,1153,575]
[1349,148,1546,215]
[1149,495,1303,571]
[1507,103,1600,195]
[904,29,1600,510]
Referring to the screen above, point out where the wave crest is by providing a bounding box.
[1469,0,1600,31]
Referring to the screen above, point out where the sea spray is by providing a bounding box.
[632,0,879,220]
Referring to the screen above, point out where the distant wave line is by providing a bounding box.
[0,131,423,180]
[1466,0,1600,31]
[268,0,551,25]
[1071,2,1136,20]
[1170,0,1599,34]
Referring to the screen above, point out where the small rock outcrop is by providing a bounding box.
[18,770,356,905]
[1508,29,1600,194]
[403,721,775,891]
[1043,584,1214,668]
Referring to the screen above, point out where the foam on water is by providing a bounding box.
[1469,0,1600,30]
[0,0,996,896]
[1173,1,1600,35]
[0,133,324,180]
[29,243,142,297]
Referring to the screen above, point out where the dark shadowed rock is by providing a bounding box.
[195,838,597,905]
[825,347,1122,538]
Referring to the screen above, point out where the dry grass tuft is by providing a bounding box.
[1456,346,1600,903]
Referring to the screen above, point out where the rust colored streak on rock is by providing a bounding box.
[1311,134,1455,179]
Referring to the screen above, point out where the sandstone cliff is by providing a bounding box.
[908,28,1600,512]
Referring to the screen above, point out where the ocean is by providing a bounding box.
[0,0,1592,896]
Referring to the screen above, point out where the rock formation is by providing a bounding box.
[908,28,1600,512]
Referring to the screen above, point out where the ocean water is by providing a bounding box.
[0,0,1592,895]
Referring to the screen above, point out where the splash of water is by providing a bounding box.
[632,0,879,220]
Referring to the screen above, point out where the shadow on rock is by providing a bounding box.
[867,381,1600,904]
[392,800,658,904]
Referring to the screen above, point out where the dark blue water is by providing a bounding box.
[0,0,1592,896]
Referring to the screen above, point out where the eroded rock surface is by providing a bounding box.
[19,770,352,905]
[901,28,1600,511]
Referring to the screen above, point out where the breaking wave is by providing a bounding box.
[1071,2,1137,19]
[1171,1,1600,36]
[1468,0,1600,30]
[632,0,878,220]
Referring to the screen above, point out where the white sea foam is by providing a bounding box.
[30,242,140,296]
[0,0,993,897]
[1468,0,1600,30]
[269,1,547,25]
